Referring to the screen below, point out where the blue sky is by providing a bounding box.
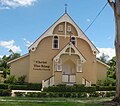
[0,0,115,60]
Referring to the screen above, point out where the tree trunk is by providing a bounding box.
[108,0,120,100]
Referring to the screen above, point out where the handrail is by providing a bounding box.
[82,77,90,83]
[44,75,55,82]
[82,77,91,86]
[42,75,55,90]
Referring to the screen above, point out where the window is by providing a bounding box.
[55,58,62,71]
[58,25,63,31]
[67,26,71,32]
[71,37,76,46]
[53,36,59,49]
[57,65,62,71]
[77,59,82,72]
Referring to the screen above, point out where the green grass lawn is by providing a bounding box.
[0,102,103,106]
[0,97,113,106]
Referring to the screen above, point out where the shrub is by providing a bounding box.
[0,89,11,96]
[105,91,116,97]
[48,92,57,97]
[103,78,116,86]
[96,86,116,91]
[17,75,26,84]
[63,92,71,98]
[57,92,64,97]
[8,83,42,90]
[14,92,25,97]
[97,80,103,86]
[89,92,100,97]
[43,85,96,93]
[77,92,87,98]
[97,78,116,86]
[0,83,8,89]
[27,83,42,90]
[5,75,16,84]
[71,92,77,98]
[9,85,27,90]
[99,92,106,97]
[84,87,96,93]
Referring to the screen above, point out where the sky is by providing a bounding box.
[0,0,116,60]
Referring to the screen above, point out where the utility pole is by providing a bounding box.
[108,0,120,100]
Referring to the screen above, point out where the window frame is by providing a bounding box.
[77,59,82,73]
[52,35,59,49]
[67,26,71,32]
[58,25,63,32]
[71,36,76,46]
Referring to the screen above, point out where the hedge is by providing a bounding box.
[9,83,42,90]
[0,84,8,89]
[14,91,115,98]
[27,83,42,90]
[96,86,116,91]
[43,85,96,93]
[0,89,11,96]
[9,85,28,90]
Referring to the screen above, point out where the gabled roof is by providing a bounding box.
[28,13,99,54]
[7,53,30,65]
[53,42,86,63]
[96,59,110,68]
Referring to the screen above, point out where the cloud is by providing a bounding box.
[0,40,21,53]
[0,55,2,59]
[0,0,37,9]
[23,38,33,47]
[86,18,91,23]
[0,6,10,10]
[97,47,115,61]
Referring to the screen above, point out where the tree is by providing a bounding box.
[0,50,20,78]
[108,0,120,101]
[107,56,116,79]
[98,53,109,63]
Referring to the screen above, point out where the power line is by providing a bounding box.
[84,2,108,33]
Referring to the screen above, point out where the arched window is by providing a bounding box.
[53,36,59,49]
[71,37,76,46]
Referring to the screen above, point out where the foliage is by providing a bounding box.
[0,83,8,89]
[5,75,26,85]
[14,92,25,97]
[17,75,26,84]
[27,83,42,90]
[9,85,28,90]
[43,84,96,93]
[0,50,20,78]
[97,78,116,86]
[97,56,116,86]
[96,86,116,91]
[89,92,100,97]
[8,83,42,90]
[14,91,115,98]
[5,75,17,84]
[3,68,10,78]
[98,53,109,63]
[107,56,116,79]
[0,89,11,96]
[103,77,116,86]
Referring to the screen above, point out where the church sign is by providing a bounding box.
[33,60,50,71]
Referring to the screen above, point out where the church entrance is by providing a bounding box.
[62,59,76,83]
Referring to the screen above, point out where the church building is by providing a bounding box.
[8,12,109,88]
